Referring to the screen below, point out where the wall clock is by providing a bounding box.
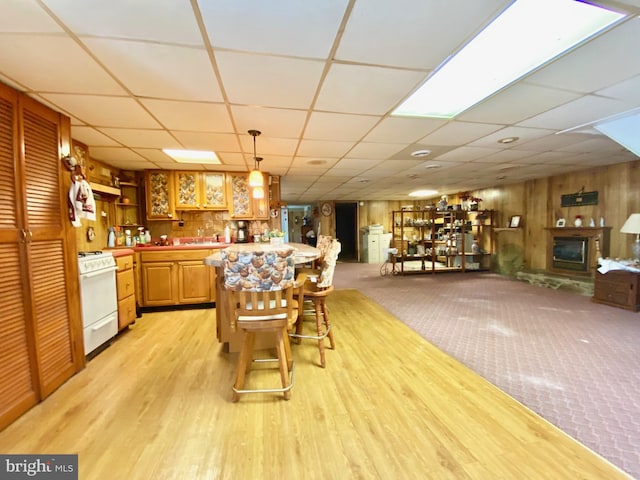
[321,202,332,217]
[86,226,96,242]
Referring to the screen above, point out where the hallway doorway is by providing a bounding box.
[335,202,358,262]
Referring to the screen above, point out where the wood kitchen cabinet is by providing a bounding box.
[174,171,227,210]
[227,172,268,219]
[115,254,137,329]
[140,249,216,307]
[0,82,83,431]
[145,170,175,220]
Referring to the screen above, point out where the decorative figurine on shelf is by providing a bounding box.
[589,217,596,227]
[574,215,583,227]
[438,195,448,211]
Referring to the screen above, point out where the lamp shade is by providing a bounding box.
[620,213,640,234]
[249,168,263,187]
[252,186,264,199]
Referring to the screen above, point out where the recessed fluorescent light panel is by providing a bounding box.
[393,0,625,119]
[409,189,438,197]
[163,149,221,164]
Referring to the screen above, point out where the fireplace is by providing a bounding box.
[546,227,611,276]
[553,236,588,272]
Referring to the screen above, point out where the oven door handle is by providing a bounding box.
[80,265,118,279]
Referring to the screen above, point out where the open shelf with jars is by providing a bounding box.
[391,208,494,275]
[115,181,142,228]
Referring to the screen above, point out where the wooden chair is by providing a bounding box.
[290,239,341,368]
[222,246,299,401]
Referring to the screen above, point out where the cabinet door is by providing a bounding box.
[227,172,252,218]
[178,261,212,303]
[146,171,175,219]
[141,262,176,306]
[174,171,201,210]
[0,87,38,427]
[21,96,81,399]
[202,172,227,209]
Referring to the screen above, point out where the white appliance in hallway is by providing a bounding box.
[362,226,392,264]
[77,251,118,356]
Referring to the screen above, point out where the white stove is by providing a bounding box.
[78,251,117,274]
[77,251,118,356]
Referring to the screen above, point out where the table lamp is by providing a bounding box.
[620,213,640,260]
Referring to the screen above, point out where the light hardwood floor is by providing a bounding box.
[0,290,630,479]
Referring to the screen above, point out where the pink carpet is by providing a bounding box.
[334,263,640,479]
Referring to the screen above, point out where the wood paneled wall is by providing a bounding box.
[354,158,640,275]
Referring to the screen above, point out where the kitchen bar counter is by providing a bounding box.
[204,242,320,352]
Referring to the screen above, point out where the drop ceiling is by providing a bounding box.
[1,0,639,202]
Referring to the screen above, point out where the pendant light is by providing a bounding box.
[252,186,265,199]
[248,129,264,188]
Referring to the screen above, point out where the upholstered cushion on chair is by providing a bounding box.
[222,246,295,292]
[317,239,341,288]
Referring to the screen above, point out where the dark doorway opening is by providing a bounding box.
[335,202,358,262]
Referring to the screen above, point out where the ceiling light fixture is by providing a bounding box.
[248,129,264,188]
[411,149,431,157]
[409,189,438,197]
[392,0,625,119]
[498,136,520,144]
[163,149,220,164]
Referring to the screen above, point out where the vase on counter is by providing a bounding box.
[574,215,583,227]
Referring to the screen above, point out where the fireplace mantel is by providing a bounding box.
[545,227,611,276]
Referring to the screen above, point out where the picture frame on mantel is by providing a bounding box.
[556,218,566,227]
[509,215,522,228]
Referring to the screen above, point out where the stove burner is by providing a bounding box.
[78,250,104,257]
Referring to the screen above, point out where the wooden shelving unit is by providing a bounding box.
[391,209,494,275]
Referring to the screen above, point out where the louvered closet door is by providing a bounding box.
[20,96,78,398]
[0,85,39,429]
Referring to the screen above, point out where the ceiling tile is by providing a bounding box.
[97,128,182,149]
[518,95,630,131]
[199,0,348,58]
[297,139,355,157]
[0,35,125,94]
[304,112,380,141]
[216,52,324,109]
[39,94,162,128]
[337,0,508,69]
[230,106,307,139]
[172,132,240,152]
[141,99,233,132]
[420,121,504,146]
[71,126,121,147]
[43,0,204,45]
[315,63,425,115]
[83,38,223,101]
[0,0,64,32]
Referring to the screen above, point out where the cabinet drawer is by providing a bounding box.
[116,254,133,271]
[116,268,135,300]
[117,294,136,330]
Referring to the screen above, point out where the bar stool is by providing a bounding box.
[222,246,299,401]
[291,239,341,368]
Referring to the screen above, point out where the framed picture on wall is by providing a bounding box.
[509,215,522,228]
